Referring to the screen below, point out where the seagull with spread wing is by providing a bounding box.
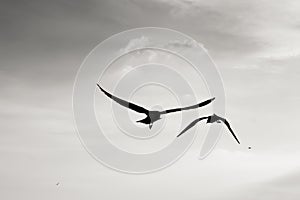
[177,114,240,144]
[97,84,215,129]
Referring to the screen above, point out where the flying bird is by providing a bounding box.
[177,114,240,144]
[97,84,215,129]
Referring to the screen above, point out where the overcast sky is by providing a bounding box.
[1,0,300,199]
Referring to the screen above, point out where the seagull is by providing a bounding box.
[97,84,215,129]
[176,114,240,144]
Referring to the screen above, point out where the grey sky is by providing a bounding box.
[1,0,300,199]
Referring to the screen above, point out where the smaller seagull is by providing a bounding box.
[56,182,60,186]
[177,114,240,144]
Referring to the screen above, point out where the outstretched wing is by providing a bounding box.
[161,98,215,114]
[177,117,209,137]
[97,84,149,114]
[220,118,240,144]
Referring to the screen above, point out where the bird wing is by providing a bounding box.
[220,118,240,144]
[177,117,208,137]
[161,98,215,114]
[97,84,149,114]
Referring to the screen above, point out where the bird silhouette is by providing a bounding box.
[177,114,240,144]
[97,84,215,129]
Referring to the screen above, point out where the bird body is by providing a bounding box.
[135,111,162,129]
[207,114,223,123]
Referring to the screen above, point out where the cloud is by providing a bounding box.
[120,36,204,53]
[164,39,207,51]
[239,54,300,74]
[117,36,207,64]
[232,64,259,70]
[119,36,150,54]
[130,0,264,56]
